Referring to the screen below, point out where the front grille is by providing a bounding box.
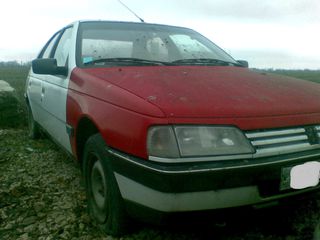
[245,126,320,157]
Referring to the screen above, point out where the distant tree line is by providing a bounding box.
[0,61,31,67]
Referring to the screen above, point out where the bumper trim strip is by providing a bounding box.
[108,149,320,174]
[114,173,260,212]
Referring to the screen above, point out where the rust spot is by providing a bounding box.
[147,96,157,101]
[179,97,188,102]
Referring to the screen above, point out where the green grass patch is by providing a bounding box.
[264,69,320,83]
[0,65,30,127]
[0,65,30,99]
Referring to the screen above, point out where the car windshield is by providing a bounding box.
[77,21,238,67]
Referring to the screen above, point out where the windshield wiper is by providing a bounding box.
[84,58,169,66]
[171,58,241,66]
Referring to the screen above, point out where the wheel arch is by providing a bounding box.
[75,116,100,165]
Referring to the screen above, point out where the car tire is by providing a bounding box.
[83,133,129,236]
[27,104,41,139]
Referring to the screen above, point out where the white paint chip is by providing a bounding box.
[290,161,320,189]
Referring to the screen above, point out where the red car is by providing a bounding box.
[26,20,320,235]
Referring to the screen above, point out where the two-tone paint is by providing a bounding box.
[26,20,320,215]
[67,65,320,160]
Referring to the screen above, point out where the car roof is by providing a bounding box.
[72,19,192,31]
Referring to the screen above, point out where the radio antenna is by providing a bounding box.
[117,0,145,23]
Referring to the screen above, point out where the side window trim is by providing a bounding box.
[53,27,73,67]
[38,25,73,59]
[38,31,62,59]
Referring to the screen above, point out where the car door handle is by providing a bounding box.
[28,80,32,91]
[41,87,45,102]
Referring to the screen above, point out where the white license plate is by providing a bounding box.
[280,161,320,190]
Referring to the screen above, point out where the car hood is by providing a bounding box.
[83,66,320,118]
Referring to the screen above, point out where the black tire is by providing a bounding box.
[83,133,129,236]
[27,104,41,139]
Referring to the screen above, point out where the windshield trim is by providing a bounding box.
[76,21,238,68]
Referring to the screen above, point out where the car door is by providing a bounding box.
[27,32,61,127]
[40,27,74,153]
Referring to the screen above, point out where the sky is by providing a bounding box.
[0,0,319,69]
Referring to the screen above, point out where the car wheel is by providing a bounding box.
[27,104,40,139]
[83,133,129,236]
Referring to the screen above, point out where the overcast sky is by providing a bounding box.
[1,0,319,69]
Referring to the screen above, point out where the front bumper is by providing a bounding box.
[108,148,320,212]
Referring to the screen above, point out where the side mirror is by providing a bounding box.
[32,58,68,76]
[237,60,249,68]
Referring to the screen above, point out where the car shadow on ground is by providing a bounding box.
[135,193,320,240]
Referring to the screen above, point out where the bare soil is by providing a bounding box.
[0,128,320,240]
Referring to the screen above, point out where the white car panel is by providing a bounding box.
[27,24,79,154]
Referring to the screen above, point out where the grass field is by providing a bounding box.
[262,69,320,84]
[0,65,30,95]
[0,65,30,126]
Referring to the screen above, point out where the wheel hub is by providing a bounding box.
[91,159,107,210]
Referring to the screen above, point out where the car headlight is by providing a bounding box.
[147,126,254,158]
[147,126,180,158]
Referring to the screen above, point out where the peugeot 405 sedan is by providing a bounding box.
[25,20,320,235]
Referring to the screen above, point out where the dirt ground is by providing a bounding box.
[0,128,320,240]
